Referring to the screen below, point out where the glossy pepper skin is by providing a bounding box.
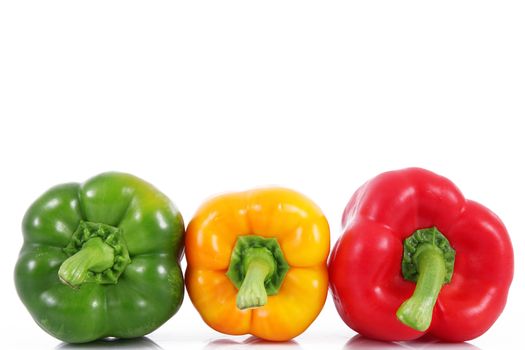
[186,188,330,341]
[329,168,513,342]
[15,172,185,343]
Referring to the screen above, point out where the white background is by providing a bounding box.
[0,1,524,349]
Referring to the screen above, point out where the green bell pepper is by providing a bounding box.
[14,172,185,343]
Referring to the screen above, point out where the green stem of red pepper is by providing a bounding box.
[397,227,456,331]
[397,244,445,331]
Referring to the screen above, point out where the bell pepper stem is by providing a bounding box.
[226,236,289,310]
[396,244,446,331]
[235,247,276,310]
[58,237,115,288]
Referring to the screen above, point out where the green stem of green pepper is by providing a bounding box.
[58,237,115,288]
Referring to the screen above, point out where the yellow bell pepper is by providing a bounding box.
[185,187,330,341]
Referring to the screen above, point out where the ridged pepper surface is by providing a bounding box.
[329,168,513,341]
[15,172,185,343]
[186,188,330,341]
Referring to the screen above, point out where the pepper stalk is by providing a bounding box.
[397,227,456,331]
[226,235,289,310]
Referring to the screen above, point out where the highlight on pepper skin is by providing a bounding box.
[185,187,330,341]
[328,167,514,342]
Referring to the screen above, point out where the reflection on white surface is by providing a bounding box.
[55,337,163,350]
[343,335,481,350]
[203,336,302,350]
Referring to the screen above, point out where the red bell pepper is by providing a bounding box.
[329,168,513,341]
